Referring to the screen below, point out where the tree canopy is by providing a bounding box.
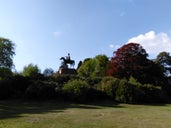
[108,43,148,78]
[108,43,164,85]
[0,38,15,69]
[154,51,171,77]
[22,63,41,77]
[77,55,109,77]
[43,68,54,77]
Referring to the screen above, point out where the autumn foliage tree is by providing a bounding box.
[108,43,164,85]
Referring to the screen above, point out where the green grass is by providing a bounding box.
[0,100,171,128]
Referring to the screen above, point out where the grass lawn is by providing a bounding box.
[0,100,171,128]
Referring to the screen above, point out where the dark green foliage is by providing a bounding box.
[0,38,15,69]
[0,68,12,79]
[140,84,168,103]
[85,88,107,102]
[128,76,142,87]
[63,80,89,102]
[77,61,82,70]
[115,79,144,103]
[51,74,78,85]
[24,81,57,100]
[100,76,120,99]
[114,77,167,103]
[43,68,54,77]
[62,78,107,102]
[63,79,89,102]
[115,79,133,103]
[10,75,31,98]
[85,76,102,87]
[0,76,31,99]
[0,79,13,99]
[154,51,171,77]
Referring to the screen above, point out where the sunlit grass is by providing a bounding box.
[0,101,171,128]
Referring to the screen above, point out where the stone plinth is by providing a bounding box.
[58,68,77,75]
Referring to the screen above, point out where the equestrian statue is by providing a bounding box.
[60,53,75,68]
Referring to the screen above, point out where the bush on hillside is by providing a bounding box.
[140,84,168,103]
[24,81,57,100]
[10,75,31,98]
[85,76,102,87]
[115,79,148,103]
[51,74,78,85]
[0,79,13,99]
[100,76,120,99]
[63,79,89,102]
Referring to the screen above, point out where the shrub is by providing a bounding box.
[128,76,142,87]
[0,79,13,99]
[10,75,31,98]
[115,79,131,103]
[115,79,168,103]
[51,74,78,85]
[140,84,168,103]
[85,76,102,87]
[86,88,107,102]
[115,79,147,103]
[24,81,57,100]
[63,79,89,102]
[100,76,120,99]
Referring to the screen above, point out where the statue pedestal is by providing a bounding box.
[58,68,77,75]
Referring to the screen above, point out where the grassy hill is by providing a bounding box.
[0,101,171,128]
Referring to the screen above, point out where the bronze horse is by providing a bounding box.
[60,57,75,68]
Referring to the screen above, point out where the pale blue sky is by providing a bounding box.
[0,0,171,72]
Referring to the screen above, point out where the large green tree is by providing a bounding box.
[0,38,15,69]
[0,38,15,78]
[154,51,171,77]
[22,63,41,77]
[78,55,109,77]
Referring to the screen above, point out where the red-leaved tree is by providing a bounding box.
[108,43,164,85]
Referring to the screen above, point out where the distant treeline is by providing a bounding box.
[1,38,171,103]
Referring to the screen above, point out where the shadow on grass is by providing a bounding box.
[0,100,121,119]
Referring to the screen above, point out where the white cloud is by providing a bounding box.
[128,31,171,56]
[109,44,120,49]
[53,31,62,38]
[109,44,114,48]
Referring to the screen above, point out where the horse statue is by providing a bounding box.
[60,53,75,68]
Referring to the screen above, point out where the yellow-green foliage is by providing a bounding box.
[77,55,109,77]
[63,79,89,101]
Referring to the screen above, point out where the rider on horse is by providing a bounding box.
[60,53,75,68]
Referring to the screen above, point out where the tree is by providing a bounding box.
[77,55,109,77]
[77,61,82,70]
[154,51,171,77]
[22,63,41,77]
[108,43,148,78]
[94,55,109,76]
[43,68,54,77]
[77,58,95,77]
[0,38,15,79]
[108,43,164,85]
[0,38,15,69]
